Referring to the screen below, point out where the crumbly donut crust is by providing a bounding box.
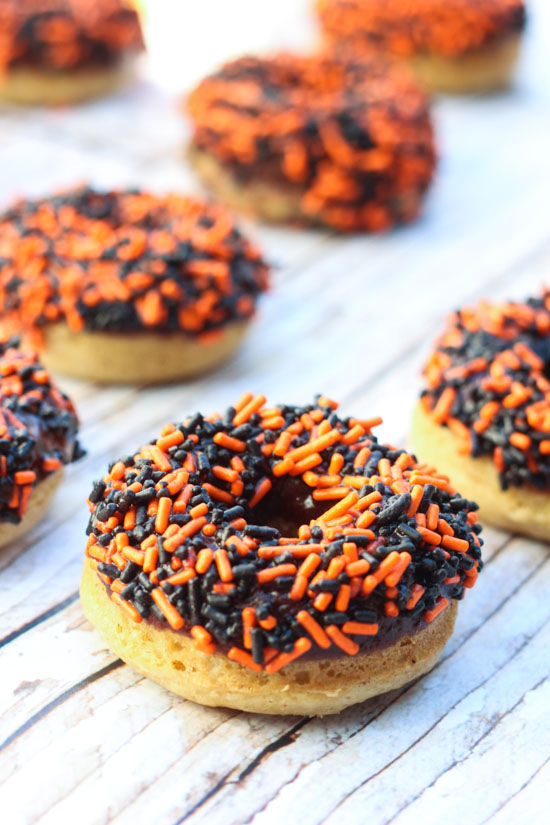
[38,320,250,384]
[407,33,522,94]
[81,558,458,715]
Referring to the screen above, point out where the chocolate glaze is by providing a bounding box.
[87,395,482,669]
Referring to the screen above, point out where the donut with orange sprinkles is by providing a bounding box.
[0,0,144,104]
[0,186,269,384]
[80,393,482,715]
[0,337,82,548]
[186,53,436,233]
[412,288,550,541]
[316,0,526,94]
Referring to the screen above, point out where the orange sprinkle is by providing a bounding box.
[249,477,272,508]
[202,483,234,504]
[152,588,184,630]
[163,517,208,552]
[325,625,359,655]
[166,569,196,586]
[441,535,469,553]
[215,548,234,582]
[111,592,142,623]
[13,470,36,485]
[155,497,173,534]
[406,583,425,610]
[296,610,332,648]
[346,559,370,577]
[265,637,312,673]
[195,548,214,573]
[286,429,341,463]
[213,432,246,452]
[228,647,262,672]
[424,596,449,623]
[335,584,351,612]
[233,394,267,426]
[242,607,256,649]
[342,621,378,636]
[509,432,531,450]
[416,526,442,546]
[317,490,359,523]
[257,563,297,584]
[313,592,333,611]
[290,575,309,601]
[298,553,322,578]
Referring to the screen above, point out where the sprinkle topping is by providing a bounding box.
[0,187,269,343]
[187,54,436,232]
[0,0,144,72]
[317,0,526,58]
[85,394,482,672]
[421,289,550,491]
[0,337,82,523]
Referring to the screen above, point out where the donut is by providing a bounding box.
[411,289,550,542]
[186,54,436,232]
[316,0,526,94]
[0,337,82,548]
[0,187,269,384]
[0,0,144,105]
[80,393,482,715]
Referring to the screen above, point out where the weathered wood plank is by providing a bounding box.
[389,676,549,825]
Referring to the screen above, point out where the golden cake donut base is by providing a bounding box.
[80,558,457,715]
[36,321,250,384]
[189,146,307,225]
[0,57,136,106]
[411,403,550,542]
[0,471,62,550]
[407,34,522,94]
[188,146,422,230]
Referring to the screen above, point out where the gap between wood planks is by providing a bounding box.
[318,628,550,825]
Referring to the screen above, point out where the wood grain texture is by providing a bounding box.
[0,1,548,823]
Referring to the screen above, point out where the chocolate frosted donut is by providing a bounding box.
[187,54,436,232]
[80,393,482,715]
[411,289,550,541]
[0,0,144,104]
[0,337,82,547]
[0,187,269,384]
[316,0,527,94]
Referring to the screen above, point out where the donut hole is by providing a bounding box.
[250,474,328,535]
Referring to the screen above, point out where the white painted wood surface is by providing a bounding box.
[1,1,549,823]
